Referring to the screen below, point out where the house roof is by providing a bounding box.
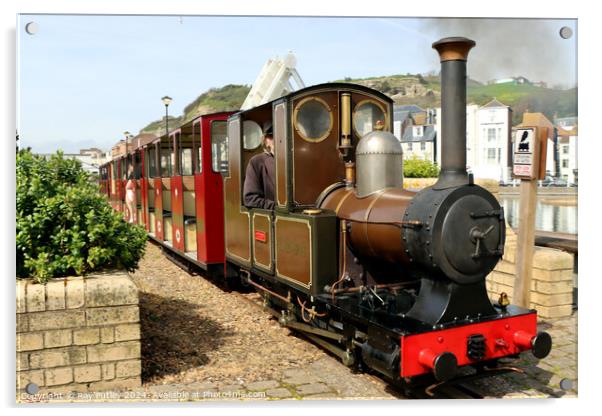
[394,104,425,114]
[555,116,578,126]
[516,112,554,129]
[401,125,436,143]
[133,133,157,149]
[394,110,412,124]
[481,98,508,108]
[556,125,578,137]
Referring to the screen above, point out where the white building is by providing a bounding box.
[557,125,578,184]
[554,116,578,184]
[435,99,512,182]
[475,99,513,182]
[401,124,437,162]
[37,148,109,174]
[393,106,438,163]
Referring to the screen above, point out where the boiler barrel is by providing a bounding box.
[319,187,416,281]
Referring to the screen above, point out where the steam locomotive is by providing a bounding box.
[99,37,551,388]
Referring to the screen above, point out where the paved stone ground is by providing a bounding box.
[133,312,578,401]
[33,242,576,402]
[137,357,399,401]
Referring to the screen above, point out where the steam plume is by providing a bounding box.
[419,18,577,88]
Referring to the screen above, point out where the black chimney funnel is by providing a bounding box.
[432,37,475,189]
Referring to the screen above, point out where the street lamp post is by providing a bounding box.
[123,130,131,172]
[161,96,172,137]
[123,131,131,152]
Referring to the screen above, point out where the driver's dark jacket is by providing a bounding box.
[243,151,275,210]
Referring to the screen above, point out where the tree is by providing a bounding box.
[403,155,440,178]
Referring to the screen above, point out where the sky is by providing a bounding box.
[17,15,577,154]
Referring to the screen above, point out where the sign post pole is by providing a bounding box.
[514,176,538,308]
[512,127,544,308]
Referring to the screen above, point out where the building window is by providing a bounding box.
[562,159,569,168]
[563,145,569,155]
[487,128,497,143]
[407,142,413,151]
[420,142,426,151]
[487,148,497,162]
[413,126,423,137]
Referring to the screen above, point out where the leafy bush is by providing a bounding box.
[403,156,440,178]
[16,150,147,283]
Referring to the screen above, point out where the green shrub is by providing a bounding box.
[403,155,440,178]
[16,150,147,283]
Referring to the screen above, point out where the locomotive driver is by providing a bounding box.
[243,122,275,210]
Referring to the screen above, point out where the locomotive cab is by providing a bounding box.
[224,83,394,295]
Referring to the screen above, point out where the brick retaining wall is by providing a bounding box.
[486,227,574,319]
[16,271,141,396]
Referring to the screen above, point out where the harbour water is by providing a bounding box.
[498,195,578,235]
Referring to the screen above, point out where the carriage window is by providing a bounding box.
[353,100,387,137]
[121,159,128,180]
[126,155,134,179]
[181,148,193,176]
[242,120,262,150]
[134,152,141,179]
[111,162,117,193]
[194,122,202,174]
[197,145,203,174]
[294,97,332,143]
[211,121,228,172]
[160,148,172,177]
[147,146,157,178]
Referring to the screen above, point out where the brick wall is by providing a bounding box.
[486,227,574,319]
[16,272,141,396]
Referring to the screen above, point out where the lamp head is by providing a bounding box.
[161,96,172,106]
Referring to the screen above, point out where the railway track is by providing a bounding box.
[408,381,484,399]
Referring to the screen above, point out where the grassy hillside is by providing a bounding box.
[339,73,577,125]
[139,84,250,135]
[138,74,576,137]
[181,84,250,123]
[468,83,577,124]
[139,116,183,136]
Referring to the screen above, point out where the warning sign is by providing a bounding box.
[513,164,532,176]
[513,128,537,179]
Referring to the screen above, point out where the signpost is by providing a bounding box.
[512,127,545,308]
